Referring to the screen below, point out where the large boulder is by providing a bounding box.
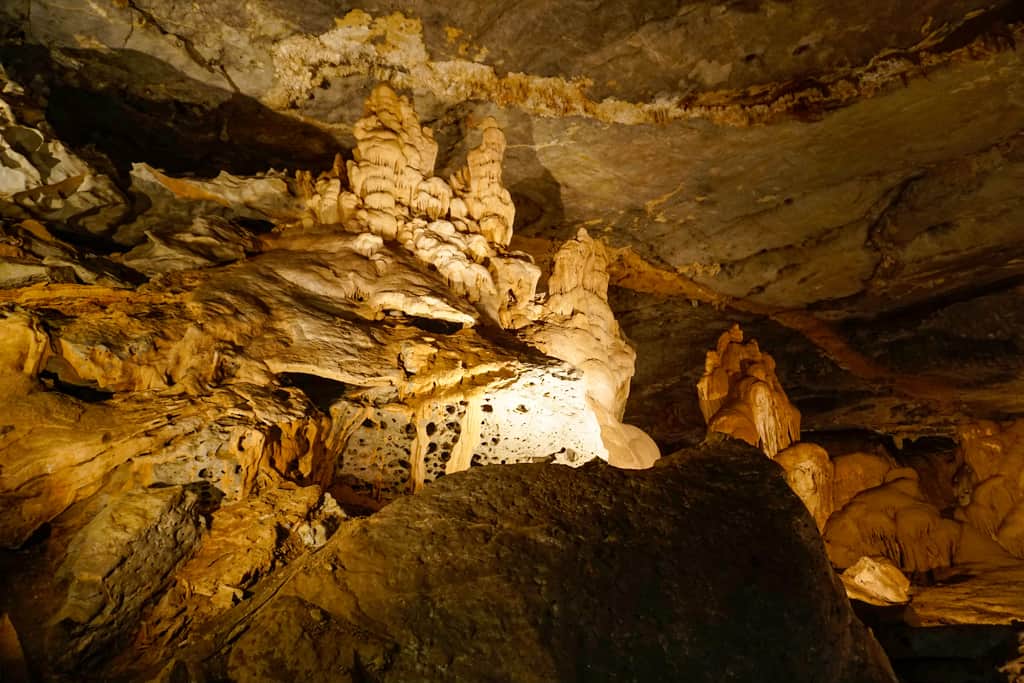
[167,441,895,683]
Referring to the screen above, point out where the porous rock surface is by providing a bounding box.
[166,442,896,683]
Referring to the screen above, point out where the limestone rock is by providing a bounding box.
[130,485,342,662]
[118,216,259,276]
[954,419,1024,559]
[2,1,1023,451]
[527,228,659,469]
[183,442,896,683]
[841,556,912,606]
[46,486,204,671]
[0,84,661,549]
[776,442,834,532]
[0,69,126,234]
[824,472,962,573]
[832,451,899,512]
[697,324,801,458]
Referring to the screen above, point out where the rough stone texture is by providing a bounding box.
[0,1,1020,448]
[161,442,895,683]
[46,485,203,671]
[1,1,1024,679]
[0,82,657,550]
[841,556,911,607]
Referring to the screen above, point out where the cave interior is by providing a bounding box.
[1,1,1024,681]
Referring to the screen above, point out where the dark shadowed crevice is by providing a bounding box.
[0,45,343,182]
[278,373,350,412]
[38,370,115,403]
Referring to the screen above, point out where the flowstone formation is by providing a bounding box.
[0,79,658,678]
[822,421,1024,578]
[697,324,801,458]
[694,328,1024,636]
[954,419,1024,559]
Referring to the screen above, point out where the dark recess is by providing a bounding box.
[279,372,350,412]
[38,370,115,403]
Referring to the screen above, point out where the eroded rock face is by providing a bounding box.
[1,1,1023,676]
[0,82,657,553]
[169,443,896,683]
[1,1,1022,449]
[47,486,204,671]
[0,74,674,680]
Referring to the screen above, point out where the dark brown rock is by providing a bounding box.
[182,441,896,682]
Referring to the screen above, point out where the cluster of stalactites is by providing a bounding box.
[696,324,801,459]
[297,85,538,331]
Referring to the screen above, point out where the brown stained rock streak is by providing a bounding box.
[606,245,957,410]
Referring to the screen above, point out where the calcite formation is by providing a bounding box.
[693,330,1003,582]
[697,324,801,458]
[697,327,832,528]
[840,556,911,607]
[815,435,1024,578]
[775,442,834,532]
[0,78,660,675]
[0,82,658,546]
[954,419,1024,559]
[528,228,660,469]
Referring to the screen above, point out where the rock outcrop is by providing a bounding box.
[166,442,896,683]
[47,486,204,670]
[0,82,658,552]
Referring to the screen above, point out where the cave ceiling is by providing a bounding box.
[2,0,1023,449]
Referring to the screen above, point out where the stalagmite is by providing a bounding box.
[697,324,801,458]
[526,228,659,469]
[0,82,662,556]
[450,117,516,248]
[776,442,834,532]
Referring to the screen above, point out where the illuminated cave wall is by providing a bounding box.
[0,79,658,548]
